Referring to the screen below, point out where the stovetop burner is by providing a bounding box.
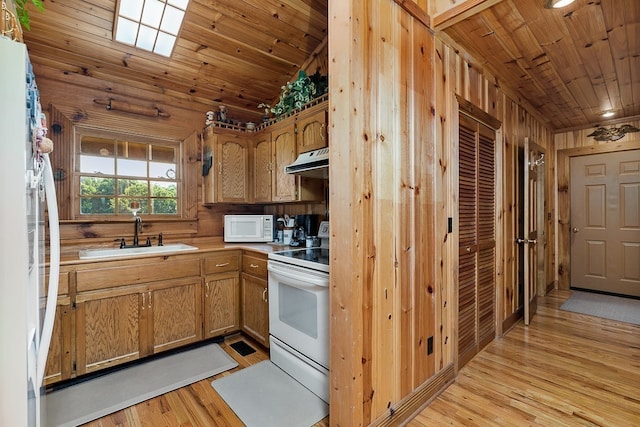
[268,247,329,273]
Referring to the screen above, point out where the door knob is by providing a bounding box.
[572,227,579,233]
[528,239,537,245]
[515,238,527,244]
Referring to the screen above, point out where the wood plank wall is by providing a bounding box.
[330,1,438,425]
[35,41,329,248]
[330,1,556,424]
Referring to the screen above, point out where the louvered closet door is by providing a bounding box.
[458,114,496,369]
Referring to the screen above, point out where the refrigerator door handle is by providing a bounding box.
[36,154,60,387]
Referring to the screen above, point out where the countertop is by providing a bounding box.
[57,240,296,265]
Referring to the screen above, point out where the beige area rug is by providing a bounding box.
[561,290,640,325]
[46,343,238,427]
[212,360,329,427]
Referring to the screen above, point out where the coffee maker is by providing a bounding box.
[290,214,319,246]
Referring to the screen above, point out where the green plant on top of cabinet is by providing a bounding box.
[241,252,269,347]
[73,256,202,375]
[203,251,241,338]
[203,129,250,204]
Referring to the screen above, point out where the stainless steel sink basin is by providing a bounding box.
[79,243,198,260]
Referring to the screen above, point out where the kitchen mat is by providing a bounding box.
[230,340,256,356]
[212,360,328,427]
[46,343,238,427]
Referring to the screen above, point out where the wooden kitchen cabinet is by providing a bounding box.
[203,129,250,204]
[241,252,269,348]
[203,251,241,338]
[43,269,73,386]
[204,272,240,338]
[296,103,328,154]
[270,118,324,203]
[252,135,272,203]
[74,256,202,375]
[270,118,298,202]
[147,278,202,355]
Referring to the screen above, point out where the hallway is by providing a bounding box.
[409,290,640,426]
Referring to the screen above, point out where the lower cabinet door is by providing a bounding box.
[148,278,202,354]
[204,272,240,338]
[241,272,269,347]
[75,289,143,375]
[75,277,202,375]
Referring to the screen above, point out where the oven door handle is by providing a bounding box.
[268,263,329,288]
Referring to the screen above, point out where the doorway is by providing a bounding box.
[570,149,640,297]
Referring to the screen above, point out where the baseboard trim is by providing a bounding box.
[502,306,523,334]
[369,364,455,427]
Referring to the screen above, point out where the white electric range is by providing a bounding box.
[267,221,330,403]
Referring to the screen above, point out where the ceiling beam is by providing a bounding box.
[432,0,504,30]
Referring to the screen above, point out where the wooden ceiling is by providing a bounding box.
[436,0,640,131]
[20,0,639,131]
[22,0,328,124]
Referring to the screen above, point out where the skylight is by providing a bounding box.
[114,0,189,57]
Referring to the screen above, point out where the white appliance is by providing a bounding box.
[223,214,273,242]
[0,36,60,427]
[285,147,329,179]
[267,221,330,402]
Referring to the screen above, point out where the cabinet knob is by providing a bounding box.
[250,263,259,268]
[215,262,230,267]
[262,288,268,303]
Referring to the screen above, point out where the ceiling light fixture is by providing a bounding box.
[114,0,189,57]
[545,0,576,8]
[602,111,615,118]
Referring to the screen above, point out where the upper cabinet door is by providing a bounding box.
[202,130,250,204]
[217,136,250,203]
[296,105,328,154]
[271,118,298,202]
[253,136,273,203]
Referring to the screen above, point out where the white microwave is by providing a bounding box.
[224,215,274,243]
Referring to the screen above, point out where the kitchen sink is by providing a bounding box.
[78,243,199,260]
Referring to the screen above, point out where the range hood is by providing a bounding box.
[285,147,329,179]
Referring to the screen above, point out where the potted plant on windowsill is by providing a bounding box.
[259,70,328,121]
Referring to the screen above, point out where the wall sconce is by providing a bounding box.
[587,125,640,142]
[545,0,576,8]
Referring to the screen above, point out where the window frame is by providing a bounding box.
[72,127,184,220]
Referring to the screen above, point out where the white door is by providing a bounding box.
[570,150,640,297]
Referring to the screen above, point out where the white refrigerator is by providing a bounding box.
[0,36,60,426]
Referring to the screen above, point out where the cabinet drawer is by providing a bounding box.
[242,254,267,278]
[77,258,201,292]
[46,270,69,296]
[204,252,240,274]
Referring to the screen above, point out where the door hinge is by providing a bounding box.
[72,301,76,309]
[72,361,76,371]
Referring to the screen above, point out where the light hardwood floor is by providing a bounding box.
[82,290,639,426]
[409,289,640,426]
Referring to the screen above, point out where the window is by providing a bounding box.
[75,131,181,218]
[114,0,190,57]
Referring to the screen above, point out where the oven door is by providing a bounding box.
[268,260,329,369]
